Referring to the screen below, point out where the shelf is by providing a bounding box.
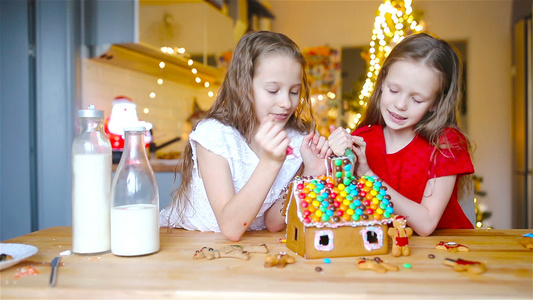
[91,42,224,87]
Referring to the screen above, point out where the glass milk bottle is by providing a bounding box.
[111,126,160,256]
[71,105,112,254]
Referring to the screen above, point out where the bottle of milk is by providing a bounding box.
[111,125,159,256]
[71,105,112,254]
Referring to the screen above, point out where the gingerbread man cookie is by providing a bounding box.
[387,215,413,257]
[444,258,486,274]
[193,244,268,260]
[264,252,296,268]
[519,233,533,250]
[356,257,399,273]
[435,241,470,252]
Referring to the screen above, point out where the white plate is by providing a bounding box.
[0,243,39,270]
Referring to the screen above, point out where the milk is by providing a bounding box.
[111,204,159,256]
[72,153,111,254]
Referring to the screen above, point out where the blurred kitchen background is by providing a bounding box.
[1,0,532,240]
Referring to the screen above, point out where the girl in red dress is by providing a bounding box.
[329,33,474,236]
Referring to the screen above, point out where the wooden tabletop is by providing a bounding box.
[1,227,532,299]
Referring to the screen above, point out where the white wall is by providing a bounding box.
[82,59,215,153]
[270,0,513,229]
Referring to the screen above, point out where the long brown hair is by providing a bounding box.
[169,31,315,223]
[358,32,474,198]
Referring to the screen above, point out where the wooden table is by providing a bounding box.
[1,227,532,299]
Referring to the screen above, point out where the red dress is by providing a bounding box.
[352,125,474,229]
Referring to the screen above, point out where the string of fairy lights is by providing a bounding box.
[151,46,216,103]
[348,0,424,129]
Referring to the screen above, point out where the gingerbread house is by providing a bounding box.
[284,156,395,259]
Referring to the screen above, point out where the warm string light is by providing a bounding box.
[351,0,424,129]
[310,92,337,104]
[158,46,216,98]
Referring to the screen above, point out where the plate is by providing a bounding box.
[0,243,39,270]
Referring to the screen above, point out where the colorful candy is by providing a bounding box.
[295,156,394,225]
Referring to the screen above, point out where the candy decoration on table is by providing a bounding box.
[356,257,399,273]
[264,252,296,268]
[519,233,533,249]
[388,215,413,257]
[519,233,533,250]
[193,244,268,260]
[285,153,396,259]
[435,241,470,252]
[444,258,486,275]
[14,265,40,279]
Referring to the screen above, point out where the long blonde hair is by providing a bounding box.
[359,32,474,197]
[170,31,315,222]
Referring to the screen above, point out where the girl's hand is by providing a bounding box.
[300,131,331,175]
[328,125,356,156]
[351,136,371,177]
[328,125,371,177]
[254,117,291,164]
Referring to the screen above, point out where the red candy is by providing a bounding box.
[286,146,294,155]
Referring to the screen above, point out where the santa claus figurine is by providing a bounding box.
[104,96,153,151]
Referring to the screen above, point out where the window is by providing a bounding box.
[314,230,334,251]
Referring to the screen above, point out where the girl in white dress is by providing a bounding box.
[160,31,331,241]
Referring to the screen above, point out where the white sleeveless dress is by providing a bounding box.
[159,119,304,232]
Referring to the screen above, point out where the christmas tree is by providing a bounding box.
[344,0,425,129]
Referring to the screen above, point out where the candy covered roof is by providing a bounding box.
[288,156,395,228]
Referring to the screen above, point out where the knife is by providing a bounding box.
[49,256,61,287]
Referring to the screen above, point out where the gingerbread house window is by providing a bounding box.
[314,230,334,251]
[359,226,385,251]
[366,230,379,244]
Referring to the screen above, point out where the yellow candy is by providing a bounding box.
[346,209,354,215]
[342,199,351,206]
[309,192,317,198]
[312,200,320,208]
[376,208,384,215]
[370,190,378,196]
[315,210,323,217]
[372,198,380,204]
[338,184,345,191]
[307,183,316,190]
[340,191,348,198]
